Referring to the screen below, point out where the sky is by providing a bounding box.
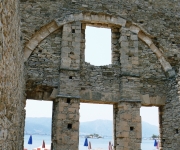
[25,26,159,127]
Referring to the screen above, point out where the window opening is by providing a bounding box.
[140,106,160,149]
[24,99,52,149]
[79,103,113,150]
[85,26,111,66]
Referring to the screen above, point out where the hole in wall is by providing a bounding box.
[67,124,72,129]
[175,129,178,134]
[139,20,144,24]
[85,26,111,66]
[72,29,75,33]
[81,87,85,90]
[130,127,134,131]
[70,52,74,55]
[69,76,73,79]
[67,98,71,103]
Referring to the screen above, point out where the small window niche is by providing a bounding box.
[67,98,71,104]
[130,127,134,131]
[67,123,72,129]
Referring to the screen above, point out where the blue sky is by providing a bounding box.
[25,26,159,126]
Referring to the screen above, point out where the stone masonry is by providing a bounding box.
[1,0,180,150]
[0,0,25,149]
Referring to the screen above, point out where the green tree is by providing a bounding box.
[152,134,159,139]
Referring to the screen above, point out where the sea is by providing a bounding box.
[24,135,157,150]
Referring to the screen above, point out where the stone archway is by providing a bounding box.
[23,12,175,78]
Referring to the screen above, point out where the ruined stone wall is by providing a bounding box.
[0,0,25,149]
[19,0,180,150]
[80,64,120,102]
[20,0,180,70]
[26,29,62,100]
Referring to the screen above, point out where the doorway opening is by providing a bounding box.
[79,103,113,149]
[85,26,111,66]
[24,99,53,149]
[140,106,160,150]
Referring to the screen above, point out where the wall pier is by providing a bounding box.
[114,102,141,150]
[52,98,80,150]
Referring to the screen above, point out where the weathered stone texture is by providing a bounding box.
[26,29,62,99]
[52,98,79,150]
[0,0,25,149]
[1,0,180,149]
[160,69,180,150]
[114,102,141,150]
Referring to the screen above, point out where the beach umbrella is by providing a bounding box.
[84,138,88,146]
[28,135,32,150]
[28,135,32,145]
[154,139,157,147]
[42,140,45,148]
[88,141,91,149]
[109,141,112,150]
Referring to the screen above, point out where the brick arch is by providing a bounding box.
[23,12,175,77]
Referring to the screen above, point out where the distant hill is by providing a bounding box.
[25,117,52,135]
[25,118,159,137]
[80,120,112,136]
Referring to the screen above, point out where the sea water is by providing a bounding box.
[24,135,157,150]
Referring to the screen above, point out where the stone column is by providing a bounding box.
[114,102,141,150]
[52,21,82,149]
[52,98,80,150]
[119,27,139,76]
[114,27,141,150]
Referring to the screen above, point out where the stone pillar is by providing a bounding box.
[52,98,80,150]
[114,102,141,150]
[112,27,141,150]
[0,1,25,149]
[52,21,82,149]
[119,27,139,76]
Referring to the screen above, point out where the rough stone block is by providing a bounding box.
[138,31,152,46]
[46,21,59,33]
[141,94,150,105]
[23,47,32,62]
[129,25,140,34]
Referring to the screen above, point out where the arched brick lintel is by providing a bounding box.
[23,12,175,78]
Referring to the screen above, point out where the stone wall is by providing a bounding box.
[20,0,180,70]
[159,69,180,150]
[26,29,62,100]
[1,0,180,149]
[0,0,25,149]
